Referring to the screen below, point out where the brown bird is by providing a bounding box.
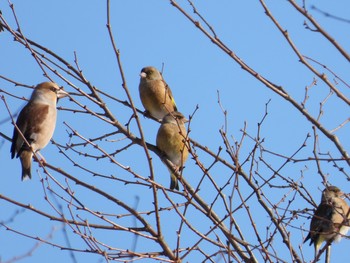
[11,82,68,180]
[139,66,177,120]
[156,111,188,190]
[304,185,350,256]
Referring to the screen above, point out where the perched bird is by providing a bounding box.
[304,185,350,256]
[139,66,177,120]
[156,111,188,190]
[11,82,68,180]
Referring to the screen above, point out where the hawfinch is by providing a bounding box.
[305,185,350,257]
[10,82,68,180]
[156,111,188,190]
[139,66,177,120]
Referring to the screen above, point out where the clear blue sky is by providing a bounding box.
[1,0,350,262]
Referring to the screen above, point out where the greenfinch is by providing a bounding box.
[156,111,188,190]
[304,185,350,256]
[139,66,177,120]
[11,82,68,180]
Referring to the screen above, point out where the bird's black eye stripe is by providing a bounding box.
[50,87,57,93]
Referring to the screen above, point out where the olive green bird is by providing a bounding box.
[304,185,350,257]
[156,111,188,190]
[139,66,177,120]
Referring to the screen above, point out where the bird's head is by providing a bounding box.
[31,82,68,104]
[321,185,344,202]
[140,66,162,81]
[162,111,188,125]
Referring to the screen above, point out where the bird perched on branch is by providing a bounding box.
[11,82,68,180]
[304,185,350,257]
[156,111,188,190]
[139,66,177,120]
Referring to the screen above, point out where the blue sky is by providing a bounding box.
[1,0,350,262]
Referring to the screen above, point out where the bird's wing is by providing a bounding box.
[163,80,177,111]
[15,103,49,156]
[11,104,29,158]
[307,203,334,243]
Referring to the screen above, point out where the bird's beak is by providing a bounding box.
[140,72,147,78]
[57,89,69,99]
[342,192,349,199]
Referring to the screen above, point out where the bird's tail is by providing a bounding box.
[20,150,32,180]
[170,172,179,190]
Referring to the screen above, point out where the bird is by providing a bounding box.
[304,185,350,257]
[139,66,177,120]
[156,111,189,190]
[10,82,68,180]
